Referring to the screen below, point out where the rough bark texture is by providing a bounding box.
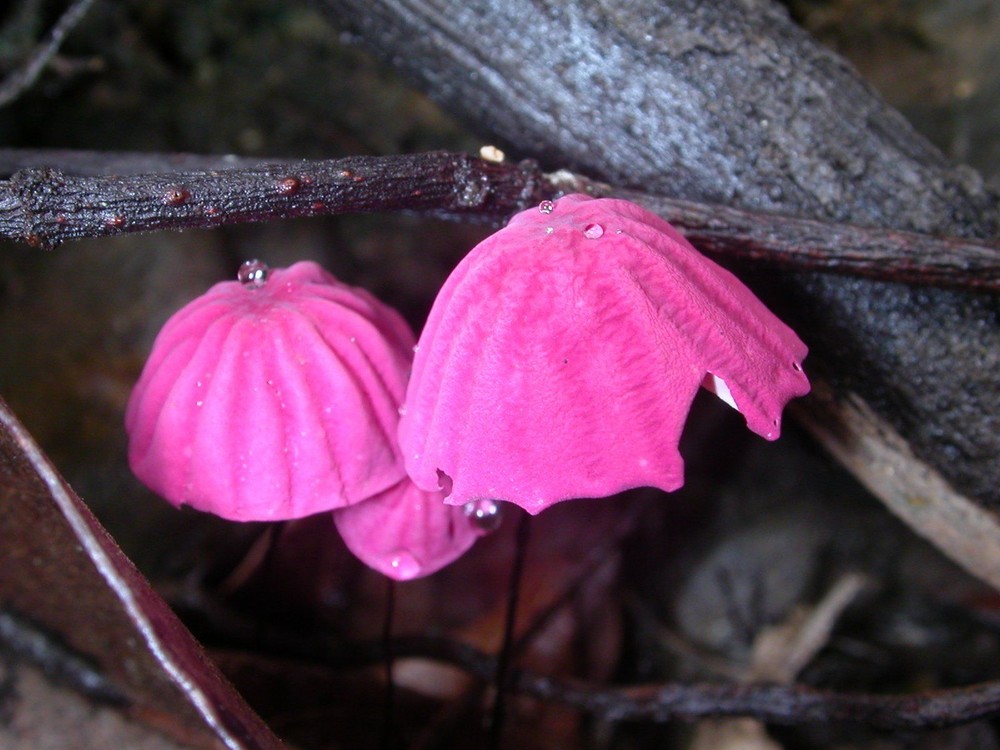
[319,0,1000,509]
[0,153,545,246]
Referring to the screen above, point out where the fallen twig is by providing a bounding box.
[166,578,1000,731]
[0,0,99,108]
[1,149,998,293]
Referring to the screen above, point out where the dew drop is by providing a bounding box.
[538,200,554,214]
[238,259,270,288]
[583,223,604,239]
[388,551,421,580]
[463,498,503,533]
[545,226,554,234]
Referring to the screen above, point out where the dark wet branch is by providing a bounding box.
[1,149,998,293]
[0,0,99,108]
[0,151,547,248]
[160,577,1000,731]
[571,177,1000,293]
[206,626,1000,730]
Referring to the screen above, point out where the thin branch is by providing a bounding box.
[228,628,1000,731]
[569,178,1000,293]
[1,149,998,293]
[165,580,1000,732]
[0,0,98,108]
[329,636,1000,729]
[0,151,547,247]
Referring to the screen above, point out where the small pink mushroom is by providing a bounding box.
[398,194,810,514]
[333,479,493,581]
[125,260,414,521]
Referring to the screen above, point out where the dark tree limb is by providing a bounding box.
[159,567,1000,732]
[0,152,546,248]
[382,636,1000,729]
[0,0,98,108]
[573,177,1000,293]
[1,149,999,294]
[198,623,1000,730]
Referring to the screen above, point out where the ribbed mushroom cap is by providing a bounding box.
[399,194,810,514]
[126,261,414,521]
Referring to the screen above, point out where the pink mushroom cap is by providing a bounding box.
[333,478,487,581]
[125,260,415,521]
[398,194,810,514]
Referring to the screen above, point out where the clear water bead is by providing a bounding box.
[538,200,555,214]
[238,259,270,288]
[583,223,604,239]
[463,498,503,532]
[388,550,420,579]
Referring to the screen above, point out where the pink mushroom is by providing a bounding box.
[334,479,494,581]
[125,260,414,521]
[398,194,811,514]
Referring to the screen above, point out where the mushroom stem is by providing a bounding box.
[488,510,531,750]
[381,577,397,750]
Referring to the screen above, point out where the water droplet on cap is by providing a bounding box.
[463,498,503,533]
[538,200,554,214]
[388,551,420,579]
[238,259,270,288]
[583,223,604,239]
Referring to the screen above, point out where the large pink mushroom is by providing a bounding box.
[126,260,415,521]
[398,194,811,515]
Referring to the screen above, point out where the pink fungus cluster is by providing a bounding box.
[125,260,484,579]
[126,194,811,579]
